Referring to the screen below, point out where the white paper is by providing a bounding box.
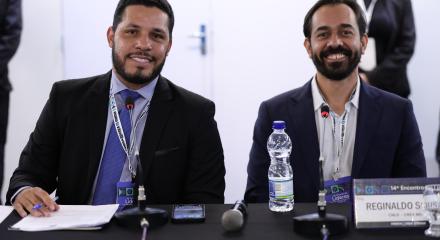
[0,206,13,224]
[10,204,119,232]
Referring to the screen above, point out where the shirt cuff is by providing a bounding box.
[10,186,31,204]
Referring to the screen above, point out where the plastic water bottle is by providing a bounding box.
[267,120,294,212]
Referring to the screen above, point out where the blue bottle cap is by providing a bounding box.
[272,120,286,129]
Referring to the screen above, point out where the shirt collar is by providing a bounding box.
[312,75,326,112]
[311,75,361,112]
[110,71,158,100]
[351,76,360,109]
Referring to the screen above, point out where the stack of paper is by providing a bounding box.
[10,204,119,231]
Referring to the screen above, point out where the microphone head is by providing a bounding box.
[221,209,244,232]
[320,105,330,119]
[125,96,135,110]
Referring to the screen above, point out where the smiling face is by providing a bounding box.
[107,5,172,88]
[304,3,367,81]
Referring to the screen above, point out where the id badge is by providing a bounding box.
[117,181,135,208]
[324,176,352,203]
[359,37,376,71]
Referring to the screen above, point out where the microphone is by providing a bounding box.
[114,152,168,229]
[318,104,329,217]
[320,105,329,119]
[125,97,135,130]
[221,200,247,232]
[292,104,347,238]
[125,96,135,110]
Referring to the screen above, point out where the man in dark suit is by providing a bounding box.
[358,0,415,98]
[358,0,416,98]
[245,0,425,204]
[7,0,225,217]
[0,0,22,205]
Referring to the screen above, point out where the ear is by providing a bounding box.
[304,38,313,58]
[166,39,173,56]
[360,33,368,54]
[107,26,115,48]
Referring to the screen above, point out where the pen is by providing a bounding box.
[32,196,59,210]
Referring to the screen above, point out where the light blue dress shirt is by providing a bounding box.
[88,72,158,203]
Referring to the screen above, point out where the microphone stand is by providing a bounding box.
[114,153,168,229]
[293,105,348,237]
[115,98,168,231]
[292,160,347,237]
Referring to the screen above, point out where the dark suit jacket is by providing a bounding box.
[361,0,415,98]
[7,72,226,204]
[1,0,21,205]
[245,80,426,203]
[0,0,22,91]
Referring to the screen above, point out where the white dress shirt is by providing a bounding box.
[311,76,360,181]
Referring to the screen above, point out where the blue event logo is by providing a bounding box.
[365,185,379,195]
[331,185,345,194]
[354,185,380,195]
[354,185,363,194]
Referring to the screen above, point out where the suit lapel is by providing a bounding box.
[351,82,381,177]
[139,76,174,179]
[84,72,111,202]
[288,81,320,190]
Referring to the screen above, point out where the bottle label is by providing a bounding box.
[269,179,293,199]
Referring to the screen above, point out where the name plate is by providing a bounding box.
[353,177,440,229]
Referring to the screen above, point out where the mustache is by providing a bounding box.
[127,52,155,61]
[320,46,352,58]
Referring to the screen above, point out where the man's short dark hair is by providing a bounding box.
[303,0,366,39]
[112,0,174,38]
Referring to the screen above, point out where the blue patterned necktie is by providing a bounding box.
[93,89,141,205]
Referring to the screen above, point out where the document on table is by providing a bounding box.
[10,204,119,232]
[0,206,13,224]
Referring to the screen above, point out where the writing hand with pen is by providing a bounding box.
[12,187,60,218]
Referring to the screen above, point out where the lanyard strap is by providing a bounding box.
[109,92,129,156]
[109,90,151,179]
[328,86,357,179]
[357,0,378,30]
[316,77,358,179]
[331,110,349,179]
[128,103,150,155]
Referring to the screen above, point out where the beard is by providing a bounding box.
[112,48,166,85]
[312,45,361,81]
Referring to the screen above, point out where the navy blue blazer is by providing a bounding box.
[245,80,426,203]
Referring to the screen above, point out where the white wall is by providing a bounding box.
[2,0,63,203]
[62,0,116,78]
[411,1,440,177]
[210,0,315,203]
[2,0,439,203]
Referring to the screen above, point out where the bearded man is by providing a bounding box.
[7,0,225,217]
[245,0,425,204]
